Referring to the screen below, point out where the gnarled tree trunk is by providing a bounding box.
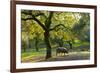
[44,31,52,59]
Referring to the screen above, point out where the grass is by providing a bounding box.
[21,48,46,61]
[73,42,89,47]
[21,47,57,57]
[21,47,90,62]
[22,48,45,57]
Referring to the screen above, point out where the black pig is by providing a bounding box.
[56,47,68,56]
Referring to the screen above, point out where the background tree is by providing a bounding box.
[72,13,90,41]
[50,12,80,49]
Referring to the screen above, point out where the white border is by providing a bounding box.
[16,5,94,69]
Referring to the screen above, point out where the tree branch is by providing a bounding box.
[22,11,47,31]
[21,18,33,21]
[35,13,47,18]
[45,11,54,28]
[22,10,32,16]
[49,24,66,31]
[32,15,47,31]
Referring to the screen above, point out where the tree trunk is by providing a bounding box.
[58,39,63,47]
[44,31,52,59]
[24,43,26,52]
[68,41,72,49]
[26,33,30,51]
[35,37,39,52]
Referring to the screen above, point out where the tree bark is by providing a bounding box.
[44,31,52,59]
[26,33,30,51]
[59,39,63,47]
[68,41,72,49]
[35,37,39,52]
[21,40,26,52]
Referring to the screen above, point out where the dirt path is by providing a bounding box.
[22,52,90,62]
